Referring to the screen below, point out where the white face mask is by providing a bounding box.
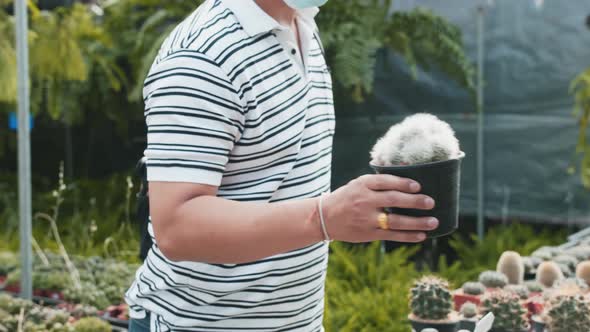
[283,0,328,9]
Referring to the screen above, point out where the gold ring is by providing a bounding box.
[377,212,389,230]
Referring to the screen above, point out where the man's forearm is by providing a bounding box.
[155,196,325,264]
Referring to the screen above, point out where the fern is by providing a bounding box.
[317,0,474,102]
[570,68,590,188]
[325,242,419,331]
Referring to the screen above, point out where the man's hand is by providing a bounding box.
[322,174,437,243]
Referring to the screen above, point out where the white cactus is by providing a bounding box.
[370,113,460,166]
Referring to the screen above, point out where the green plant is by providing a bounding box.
[569,67,590,188]
[496,251,524,285]
[462,282,485,296]
[317,1,474,103]
[73,317,112,332]
[460,302,478,319]
[537,261,564,288]
[0,251,17,276]
[481,290,528,331]
[409,275,454,321]
[324,242,419,332]
[546,294,590,332]
[478,271,508,289]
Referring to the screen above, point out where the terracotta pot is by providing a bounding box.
[453,290,481,311]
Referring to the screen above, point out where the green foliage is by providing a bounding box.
[0,251,17,276]
[481,290,528,331]
[318,0,474,102]
[409,275,453,321]
[546,295,590,332]
[324,242,419,332]
[0,294,72,332]
[570,68,590,188]
[73,317,112,332]
[441,223,567,285]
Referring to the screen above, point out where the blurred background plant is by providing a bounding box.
[570,67,590,187]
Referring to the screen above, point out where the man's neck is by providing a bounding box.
[254,0,297,27]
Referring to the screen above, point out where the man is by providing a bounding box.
[125,0,438,330]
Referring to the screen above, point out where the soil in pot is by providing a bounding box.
[371,152,464,238]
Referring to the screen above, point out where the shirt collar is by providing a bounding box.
[222,0,319,36]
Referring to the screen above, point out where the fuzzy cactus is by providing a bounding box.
[545,294,590,332]
[553,277,588,294]
[524,280,544,293]
[460,302,478,319]
[554,255,579,271]
[370,113,461,167]
[478,270,508,289]
[576,260,590,286]
[537,261,564,288]
[496,251,524,285]
[505,284,530,300]
[462,281,485,296]
[409,276,454,321]
[481,290,529,331]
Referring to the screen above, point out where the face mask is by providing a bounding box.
[283,0,328,9]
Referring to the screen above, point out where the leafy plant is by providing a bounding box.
[317,0,474,102]
[570,67,590,187]
[324,242,419,332]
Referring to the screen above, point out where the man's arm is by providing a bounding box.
[151,174,438,264]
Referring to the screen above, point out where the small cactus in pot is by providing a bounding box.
[545,294,590,332]
[458,302,479,331]
[480,290,529,332]
[576,260,590,287]
[454,282,484,311]
[409,276,459,332]
[537,261,564,288]
[496,251,525,285]
[478,270,508,289]
[370,113,464,238]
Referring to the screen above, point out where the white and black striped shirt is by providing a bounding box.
[125,0,335,330]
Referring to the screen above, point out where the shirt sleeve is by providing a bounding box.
[143,51,245,186]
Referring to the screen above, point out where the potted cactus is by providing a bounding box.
[533,294,590,332]
[496,251,524,285]
[453,281,485,311]
[480,290,529,332]
[536,261,564,288]
[478,271,508,290]
[370,113,464,238]
[408,276,459,332]
[458,302,479,332]
[576,260,590,287]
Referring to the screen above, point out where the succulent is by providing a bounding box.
[481,290,529,331]
[460,302,478,319]
[505,284,530,300]
[496,251,524,285]
[537,261,564,288]
[532,246,560,261]
[522,256,536,275]
[524,280,544,293]
[370,113,461,166]
[73,317,112,332]
[409,276,454,321]
[565,246,590,261]
[478,270,508,289]
[553,277,588,294]
[546,294,590,332]
[553,255,579,271]
[576,261,590,286]
[462,281,485,296]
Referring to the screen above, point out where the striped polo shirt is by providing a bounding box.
[125,0,335,330]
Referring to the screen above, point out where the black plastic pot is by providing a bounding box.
[409,318,458,332]
[370,152,465,238]
[458,319,476,331]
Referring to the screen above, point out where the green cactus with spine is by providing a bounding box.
[524,280,544,293]
[546,294,590,332]
[409,276,454,321]
[481,290,528,331]
[478,270,508,289]
[462,281,485,295]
